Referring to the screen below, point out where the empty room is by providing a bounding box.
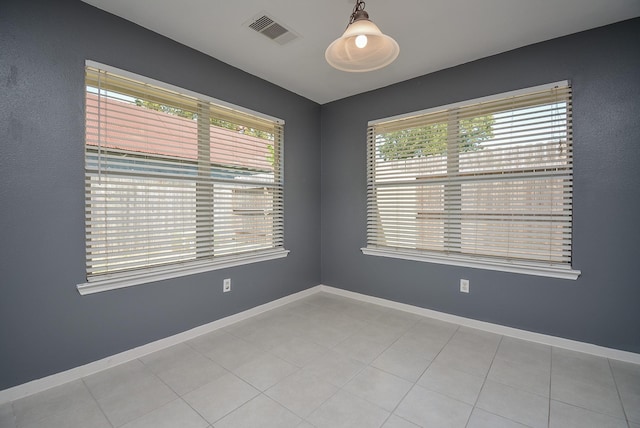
[1,0,639,427]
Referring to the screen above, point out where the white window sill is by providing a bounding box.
[77,248,290,295]
[361,247,580,280]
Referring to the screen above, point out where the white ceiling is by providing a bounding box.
[82,0,640,104]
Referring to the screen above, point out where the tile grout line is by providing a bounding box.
[544,348,631,426]
[134,356,211,427]
[379,323,462,427]
[464,334,504,428]
[607,358,632,428]
[298,305,421,427]
[337,314,428,428]
[8,401,17,428]
[80,377,115,428]
[322,309,398,427]
[133,345,235,428]
[548,347,554,428]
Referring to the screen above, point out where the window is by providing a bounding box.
[78,61,287,294]
[363,82,580,279]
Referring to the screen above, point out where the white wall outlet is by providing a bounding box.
[223,278,231,293]
[460,279,470,293]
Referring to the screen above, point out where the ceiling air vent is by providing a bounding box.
[246,13,299,45]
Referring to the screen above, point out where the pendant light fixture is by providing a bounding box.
[325,0,399,72]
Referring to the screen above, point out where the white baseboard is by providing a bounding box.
[318,284,640,365]
[0,285,322,405]
[2,283,638,404]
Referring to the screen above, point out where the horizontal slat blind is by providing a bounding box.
[367,83,574,267]
[85,65,284,280]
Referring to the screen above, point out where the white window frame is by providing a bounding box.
[362,81,580,280]
[78,61,288,295]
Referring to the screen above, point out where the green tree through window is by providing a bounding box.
[378,115,494,161]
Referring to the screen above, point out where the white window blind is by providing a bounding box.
[80,62,286,293]
[364,82,580,279]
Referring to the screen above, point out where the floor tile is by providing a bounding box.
[432,341,495,378]
[448,327,501,354]
[495,337,551,370]
[19,400,112,428]
[234,320,303,350]
[184,329,227,353]
[276,300,316,317]
[381,414,420,428]
[302,292,347,309]
[345,303,387,324]
[83,360,154,400]
[266,369,338,418]
[7,293,639,428]
[183,373,259,424]
[466,408,529,428]
[277,316,321,340]
[551,367,625,419]
[214,394,301,428]
[295,318,355,348]
[376,308,420,330]
[488,356,550,397]
[476,380,549,428]
[223,316,267,339]
[395,385,472,428]
[307,390,389,428]
[397,332,449,358]
[268,336,329,367]
[187,332,263,371]
[353,319,408,347]
[371,338,437,382]
[402,318,458,344]
[120,399,208,428]
[549,400,628,428]
[417,360,485,405]
[343,366,413,412]
[332,333,390,364]
[552,348,615,387]
[12,380,96,427]
[85,365,178,427]
[306,296,384,325]
[0,403,15,428]
[232,353,298,391]
[140,343,227,395]
[301,349,365,387]
[140,343,203,373]
[610,359,640,423]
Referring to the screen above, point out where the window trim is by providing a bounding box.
[78,60,288,294]
[77,248,289,295]
[363,81,581,280]
[361,247,580,280]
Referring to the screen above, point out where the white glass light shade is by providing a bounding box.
[325,19,399,72]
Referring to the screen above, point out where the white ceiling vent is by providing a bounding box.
[246,13,299,45]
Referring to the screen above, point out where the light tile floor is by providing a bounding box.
[2,292,639,428]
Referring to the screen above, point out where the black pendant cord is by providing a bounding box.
[347,0,369,27]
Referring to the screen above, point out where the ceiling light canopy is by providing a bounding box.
[325,0,399,72]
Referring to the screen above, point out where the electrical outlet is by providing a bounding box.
[223,278,231,293]
[460,279,470,293]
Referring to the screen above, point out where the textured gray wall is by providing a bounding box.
[320,19,640,354]
[0,0,320,390]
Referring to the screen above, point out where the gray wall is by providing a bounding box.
[0,0,321,390]
[321,18,640,354]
